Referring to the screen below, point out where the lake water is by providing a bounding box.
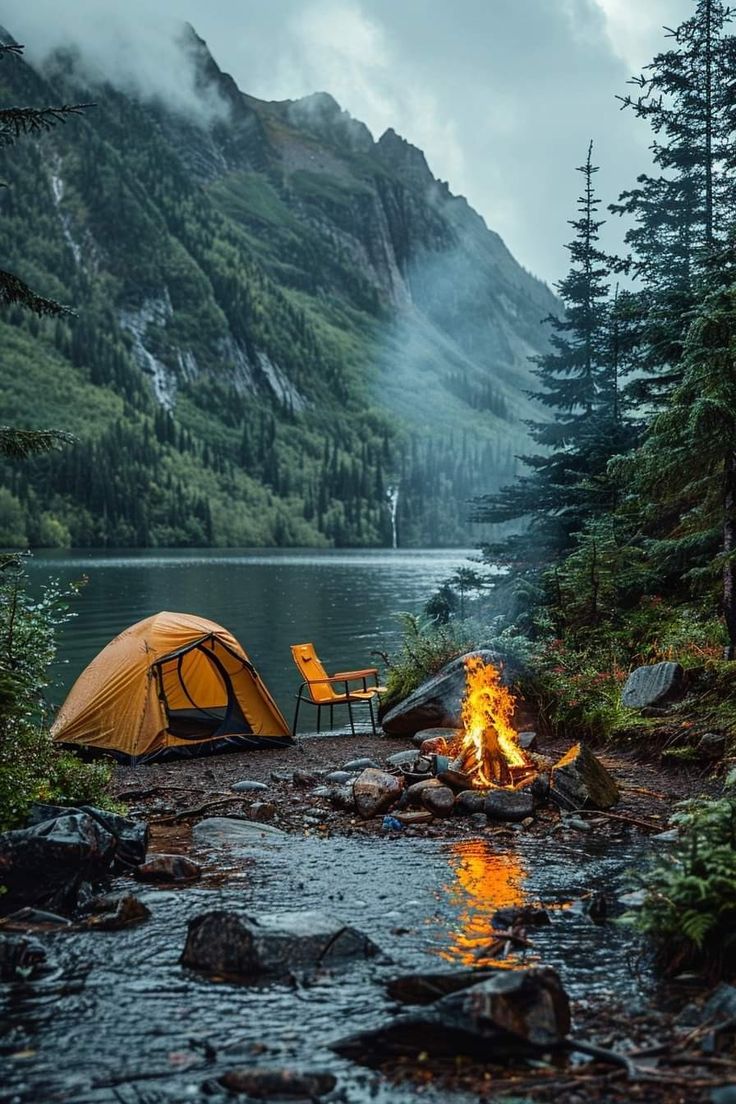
[28,548,474,729]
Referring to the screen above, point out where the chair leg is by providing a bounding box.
[317,705,321,733]
[368,696,377,736]
[292,694,302,737]
[330,704,334,730]
[347,698,356,736]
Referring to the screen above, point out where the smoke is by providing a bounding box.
[1,1,226,122]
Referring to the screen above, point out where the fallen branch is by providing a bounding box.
[564,1036,641,1078]
[574,808,664,832]
[150,797,246,824]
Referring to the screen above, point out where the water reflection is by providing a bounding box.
[436,839,529,967]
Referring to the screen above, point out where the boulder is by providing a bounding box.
[455,790,487,815]
[352,768,403,819]
[484,790,535,822]
[333,966,570,1065]
[181,910,379,979]
[550,744,620,810]
[0,933,48,980]
[134,854,202,883]
[381,650,504,735]
[192,818,287,847]
[84,893,151,930]
[518,731,538,751]
[412,727,461,748]
[387,969,498,1005]
[218,1069,336,1098]
[420,785,455,817]
[0,811,118,915]
[26,803,148,871]
[385,749,420,768]
[621,661,684,709]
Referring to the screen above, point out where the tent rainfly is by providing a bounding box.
[51,611,291,763]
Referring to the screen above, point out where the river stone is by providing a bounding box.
[192,817,287,846]
[420,736,450,756]
[455,790,487,815]
[249,801,277,821]
[549,743,620,810]
[218,1069,337,1098]
[518,731,538,751]
[403,778,443,806]
[325,770,356,783]
[0,933,48,980]
[381,651,505,735]
[231,780,269,793]
[394,810,434,826]
[412,727,461,748]
[181,909,379,978]
[333,966,570,1064]
[386,749,420,768]
[492,905,550,929]
[484,791,534,822]
[420,785,455,817]
[621,661,684,709]
[134,854,202,883]
[353,768,403,819]
[343,757,380,771]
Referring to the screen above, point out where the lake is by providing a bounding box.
[28,548,474,730]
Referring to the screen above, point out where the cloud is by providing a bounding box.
[593,0,693,70]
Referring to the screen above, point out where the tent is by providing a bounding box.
[51,611,291,762]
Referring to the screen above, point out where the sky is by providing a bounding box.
[3,0,695,287]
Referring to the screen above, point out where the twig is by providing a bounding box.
[574,808,665,832]
[564,1036,640,1078]
[150,797,246,824]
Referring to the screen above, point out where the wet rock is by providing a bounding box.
[26,803,148,871]
[412,727,461,748]
[381,650,505,735]
[436,765,473,792]
[528,772,550,803]
[327,785,356,812]
[455,790,487,815]
[420,785,455,817]
[386,749,420,768]
[342,757,380,771]
[84,893,151,930]
[387,969,499,1005]
[218,1067,337,1098]
[0,811,118,915]
[181,910,379,979]
[134,854,201,883]
[1,907,71,928]
[484,791,534,822]
[698,732,726,759]
[550,743,620,810]
[652,828,679,842]
[402,778,442,806]
[352,768,403,819]
[334,966,570,1064]
[621,661,684,709]
[325,770,356,784]
[470,812,488,829]
[292,770,323,786]
[420,735,450,756]
[231,780,269,793]
[518,731,538,751]
[394,810,433,826]
[192,818,287,847]
[0,933,48,980]
[250,801,277,821]
[492,905,550,929]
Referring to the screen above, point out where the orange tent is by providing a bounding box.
[51,611,291,762]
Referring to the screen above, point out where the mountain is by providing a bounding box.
[0,25,559,548]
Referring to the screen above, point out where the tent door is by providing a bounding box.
[155,641,253,740]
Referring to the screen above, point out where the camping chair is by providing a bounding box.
[290,643,386,736]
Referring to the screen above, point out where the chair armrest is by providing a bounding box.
[332,667,378,679]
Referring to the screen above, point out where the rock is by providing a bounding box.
[250,801,277,821]
[325,770,356,784]
[231,780,269,793]
[698,732,726,759]
[703,982,736,1021]
[292,770,323,786]
[394,810,433,826]
[412,727,461,748]
[0,811,118,915]
[469,812,488,829]
[386,749,420,768]
[455,790,487,815]
[565,816,592,832]
[181,910,379,979]
[192,818,287,847]
[381,650,505,735]
[26,803,148,871]
[343,757,380,771]
[621,661,684,709]
[420,736,450,756]
[436,766,473,792]
[134,854,201,883]
[218,1068,336,1098]
[528,772,550,803]
[484,791,535,822]
[387,969,498,1005]
[420,785,455,817]
[333,966,570,1065]
[352,768,403,819]
[402,778,442,806]
[711,1088,736,1104]
[0,933,48,980]
[518,731,538,751]
[492,905,550,929]
[270,770,292,783]
[549,744,620,810]
[84,893,151,930]
[1,907,71,928]
[327,785,356,812]
[652,828,679,842]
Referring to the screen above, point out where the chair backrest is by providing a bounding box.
[290,643,336,704]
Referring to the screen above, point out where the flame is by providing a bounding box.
[460,656,531,787]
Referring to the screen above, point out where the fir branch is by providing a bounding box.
[0,269,73,317]
[0,427,76,459]
[0,102,93,147]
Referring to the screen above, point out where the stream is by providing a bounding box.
[1,829,649,1104]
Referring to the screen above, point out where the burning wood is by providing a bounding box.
[452,656,535,790]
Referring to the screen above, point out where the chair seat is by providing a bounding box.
[311,689,379,705]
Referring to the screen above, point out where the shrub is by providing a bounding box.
[378,613,476,711]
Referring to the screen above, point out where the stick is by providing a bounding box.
[150,797,246,824]
[564,1036,640,1078]
[573,808,665,832]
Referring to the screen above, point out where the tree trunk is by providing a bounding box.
[723,452,736,658]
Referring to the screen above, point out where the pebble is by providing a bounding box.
[231,780,268,792]
[343,758,380,771]
[385,749,420,767]
[325,770,355,783]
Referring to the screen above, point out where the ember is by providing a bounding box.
[453,656,535,790]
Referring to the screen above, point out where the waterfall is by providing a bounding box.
[386,484,400,549]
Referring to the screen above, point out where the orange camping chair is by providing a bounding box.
[290,643,385,736]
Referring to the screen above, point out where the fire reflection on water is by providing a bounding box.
[435,839,531,968]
